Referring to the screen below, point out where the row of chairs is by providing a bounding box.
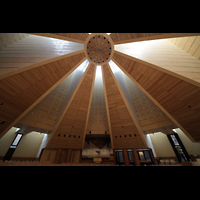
[159,159,178,165]
[0,160,117,166]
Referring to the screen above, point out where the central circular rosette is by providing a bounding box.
[84,33,114,65]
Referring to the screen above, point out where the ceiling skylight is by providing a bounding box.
[88,33,111,35]
[96,65,102,77]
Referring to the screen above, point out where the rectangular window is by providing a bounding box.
[3,133,23,161]
[167,133,190,162]
[138,151,145,160]
[12,134,23,146]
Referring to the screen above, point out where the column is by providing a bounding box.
[132,148,140,166]
[55,148,62,164]
[123,149,130,166]
[38,148,45,161]
[79,149,82,163]
[113,150,117,165]
[149,148,157,165]
[66,148,72,163]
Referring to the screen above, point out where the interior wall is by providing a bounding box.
[174,128,200,156]
[143,134,157,157]
[149,128,200,158]
[149,132,176,157]
[40,148,81,163]
[0,127,45,158]
[40,148,57,163]
[13,131,44,158]
[70,150,81,163]
[0,127,18,156]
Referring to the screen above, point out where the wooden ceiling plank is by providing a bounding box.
[111,33,200,45]
[115,39,200,85]
[28,33,88,44]
[0,52,86,139]
[102,63,147,149]
[47,63,96,149]
[0,49,84,80]
[114,50,200,88]
[112,51,200,142]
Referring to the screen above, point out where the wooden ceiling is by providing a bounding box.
[0,35,84,78]
[0,50,85,139]
[110,33,200,44]
[0,32,200,150]
[102,63,147,149]
[28,33,88,44]
[86,34,112,64]
[112,51,200,142]
[47,63,96,149]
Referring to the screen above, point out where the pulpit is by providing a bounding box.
[93,158,102,164]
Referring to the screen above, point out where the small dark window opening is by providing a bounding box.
[3,133,23,161]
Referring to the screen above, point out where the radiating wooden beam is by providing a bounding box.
[102,64,114,149]
[28,33,88,44]
[110,33,200,45]
[102,63,147,149]
[114,39,200,85]
[0,49,85,80]
[113,50,200,87]
[107,61,148,147]
[0,51,86,139]
[47,63,96,149]
[112,51,200,142]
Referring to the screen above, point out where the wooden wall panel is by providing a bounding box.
[0,52,86,139]
[112,51,200,142]
[47,64,96,149]
[102,64,146,149]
